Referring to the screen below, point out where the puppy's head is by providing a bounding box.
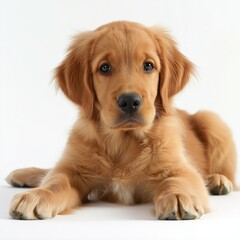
[55,21,193,130]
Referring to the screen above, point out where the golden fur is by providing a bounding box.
[6,21,237,220]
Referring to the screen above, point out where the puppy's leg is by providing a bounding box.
[9,143,108,220]
[149,115,209,220]
[6,168,49,188]
[9,169,82,220]
[154,168,209,220]
[192,111,237,194]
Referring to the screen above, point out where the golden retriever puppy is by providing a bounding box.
[6,21,237,220]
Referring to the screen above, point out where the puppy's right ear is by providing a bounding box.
[55,31,97,118]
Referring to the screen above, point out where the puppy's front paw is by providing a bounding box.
[10,188,58,220]
[155,194,204,220]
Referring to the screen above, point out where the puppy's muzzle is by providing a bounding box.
[117,93,142,113]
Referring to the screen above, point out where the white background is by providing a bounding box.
[0,0,240,239]
[0,0,240,182]
[0,1,240,239]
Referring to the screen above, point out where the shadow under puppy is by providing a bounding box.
[6,21,237,220]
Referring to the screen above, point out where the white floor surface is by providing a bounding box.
[0,185,239,240]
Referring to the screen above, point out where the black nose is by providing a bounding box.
[117,93,142,113]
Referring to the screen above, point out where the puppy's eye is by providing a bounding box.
[143,61,154,72]
[99,63,112,74]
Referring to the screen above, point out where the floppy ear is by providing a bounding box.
[151,28,194,113]
[55,31,97,118]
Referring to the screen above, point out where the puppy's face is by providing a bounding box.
[55,21,193,130]
[92,26,160,130]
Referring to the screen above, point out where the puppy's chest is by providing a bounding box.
[107,156,139,204]
[104,134,140,166]
[88,180,136,205]
[93,134,158,204]
[91,141,141,204]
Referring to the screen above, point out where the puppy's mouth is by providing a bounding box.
[112,114,145,130]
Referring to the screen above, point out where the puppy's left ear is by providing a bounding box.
[151,28,194,112]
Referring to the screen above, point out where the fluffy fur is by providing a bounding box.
[6,21,237,220]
